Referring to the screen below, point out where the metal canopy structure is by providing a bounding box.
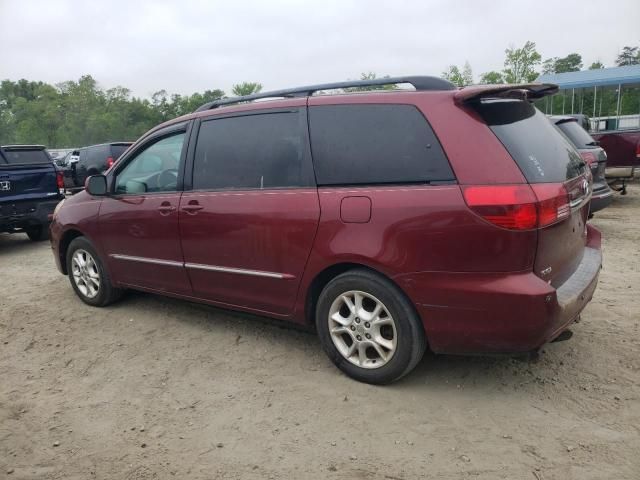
[535,66,640,129]
[536,65,640,89]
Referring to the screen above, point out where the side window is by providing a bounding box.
[193,112,310,190]
[115,132,185,194]
[309,104,455,185]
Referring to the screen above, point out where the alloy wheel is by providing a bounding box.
[71,249,101,299]
[328,290,397,369]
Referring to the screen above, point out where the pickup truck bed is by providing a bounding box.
[0,145,64,240]
[591,129,640,194]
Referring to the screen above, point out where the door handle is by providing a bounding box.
[182,200,203,215]
[158,202,176,215]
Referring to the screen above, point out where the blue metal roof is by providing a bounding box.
[536,65,640,89]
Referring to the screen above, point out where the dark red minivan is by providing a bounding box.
[50,77,602,384]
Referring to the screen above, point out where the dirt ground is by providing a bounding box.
[1,184,639,480]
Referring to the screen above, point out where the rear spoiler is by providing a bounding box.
[454,83,558,104]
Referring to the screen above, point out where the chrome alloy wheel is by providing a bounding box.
[328,290,397,369]
[71,249,101,299]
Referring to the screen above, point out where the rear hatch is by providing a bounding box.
[470,98,591,287]
[552,118,607,182]
[0,147,59,203]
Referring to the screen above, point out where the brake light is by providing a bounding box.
[106,156,114,168]
[56,170,64,189]
[462,183,570,230]
[580,151,597,166]
[530,183,570,227]
[462,185,537,230]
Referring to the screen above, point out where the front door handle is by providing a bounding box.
[158,201,176,215]
[182,200,203,215]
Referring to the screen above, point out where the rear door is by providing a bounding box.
[179,107,320,315]
[99,123,192,295]
[474,100,591,286]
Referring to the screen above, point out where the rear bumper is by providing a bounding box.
[0,198,61,232]
[395,225,602,354]
[590,183,614,213]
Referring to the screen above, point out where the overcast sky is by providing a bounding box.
[1,0,638,97]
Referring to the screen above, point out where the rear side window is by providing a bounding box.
[193,112,311,190]
[0,149,50,165]
[554,121,596,149]
[474,100,586,183]
[308,104,454,185]
[110,144,130,159]
[87,145,109,164]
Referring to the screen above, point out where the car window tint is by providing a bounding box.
[193,112,309,190]
[474,100,587,183]
[111,144,130,159]
[0,149,50,165]
[115,132,185,194]
[555,121,596,149]
[308,104,455,185]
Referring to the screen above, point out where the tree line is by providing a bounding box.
[1,42,639,148]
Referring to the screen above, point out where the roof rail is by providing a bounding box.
[194,76,456,112]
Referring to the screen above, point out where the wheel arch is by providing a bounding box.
[304,262,423,331]
[58,228,84,275]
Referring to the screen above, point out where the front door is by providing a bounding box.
[179,107,320,315]
[99,126,192,295]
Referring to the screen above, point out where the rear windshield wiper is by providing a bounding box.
[586,140,600,146]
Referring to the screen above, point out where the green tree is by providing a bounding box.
[589,61,605,69]
[442,62,473,87]
[503,41,541,83]
[541,58,557,75]
[479,71,504,84]
[232,82,262,96]
[554,53,582,73]
[615,46,639,66]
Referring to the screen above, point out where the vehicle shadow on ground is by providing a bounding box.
[117,289,551,391]
[0,233,47,256]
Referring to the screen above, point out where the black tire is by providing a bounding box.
[316,269,427,385]
[66,236,123,307]
[25,225,49,241]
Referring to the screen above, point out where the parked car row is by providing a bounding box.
[57,142,132,192]
[49,77,603,384]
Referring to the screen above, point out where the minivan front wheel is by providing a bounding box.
[316,269,426,384]
[66,236,122,307]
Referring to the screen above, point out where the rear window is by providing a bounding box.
[474,100,586,183]
[0,149,50,165]
[554,120,596,149]
[110,144,130,159]
[309,104,454,185]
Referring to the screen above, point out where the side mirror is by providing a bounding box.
[86,175,108,196]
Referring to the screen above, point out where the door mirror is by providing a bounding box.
[86,175,108,196]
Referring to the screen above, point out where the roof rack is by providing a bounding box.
[194,76,456,112]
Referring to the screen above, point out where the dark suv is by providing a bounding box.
[50,77,601,384]
[550,116,613,213]
[67,142,132,190]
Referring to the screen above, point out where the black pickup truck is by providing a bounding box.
[0,145,64,241]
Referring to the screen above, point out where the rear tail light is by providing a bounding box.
[106,156,115,168]
[530,183,570,227]
[462,183,570,230]
[636,143,640,159]
[580,151,597,166]
[56,170,64,189]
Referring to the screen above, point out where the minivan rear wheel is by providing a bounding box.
[66,236,123,307]
[316,269,426,384]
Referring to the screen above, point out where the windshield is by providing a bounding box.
[0,149,51,165]
[474,100,587,183]
[555,120,597,149]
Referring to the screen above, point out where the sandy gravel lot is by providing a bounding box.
[1,184,639,480]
